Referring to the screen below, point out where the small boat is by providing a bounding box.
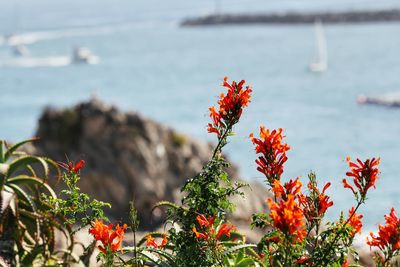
[309,20,328,73]
[72,47,99,64]
[357,92,400,108]
[12,44,30,57]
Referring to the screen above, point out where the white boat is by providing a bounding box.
[309,20,328,73]
[72,47,99,64]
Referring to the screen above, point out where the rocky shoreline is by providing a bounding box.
[181,9,400,26]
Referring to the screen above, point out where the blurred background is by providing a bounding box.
[1,0,400,234]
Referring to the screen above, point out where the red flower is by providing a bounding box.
[342,157,380,197]
[272,178,302,200]
[196,214,216,228]
[299,181,333,222]
[89,219,127,253]
[216,223,234,239]
[59,159,85,173]
[348,207,363,237]
[146,233,168,249]
[250,126,290,183]
[367,208,400,252]
[192,226,209,240]
[207,77,252,138]
[342,259,349,267]
[267,194,306,243]
[192,214,235,241]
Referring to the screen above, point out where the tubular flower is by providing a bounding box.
[192,214,235,241]
[348,207,363,237]
[342,157,380,198]
[367,208,400,252]
[196,214,216,228]
[192,226,209,240]
[272,178,302,200]
[89,219,127,253]
[216,223,235,239]
[146,233,168,249]
[58,159,85,173]
[207,77,252,138]
[299,181,333,221]
[250,126,290,183]
[267,194,306,243]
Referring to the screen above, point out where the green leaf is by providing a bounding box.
[6,156,49,179]
[8,175,56,198]
[235,258,256,267]
[223,244,258,256]
[0,140,4,163]
[4,138,39,162]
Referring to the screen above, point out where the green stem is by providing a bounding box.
[317,201,362,264]
[211,121,234,159]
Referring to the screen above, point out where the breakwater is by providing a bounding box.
[181,9,400,26]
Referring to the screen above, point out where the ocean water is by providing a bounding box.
[1,0,400,233]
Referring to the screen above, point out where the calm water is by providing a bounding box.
[1,0,400,232]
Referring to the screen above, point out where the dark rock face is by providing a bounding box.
[181,9,400,26]
[33,98,267,230]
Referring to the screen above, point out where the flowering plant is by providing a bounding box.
[5,78,400,267]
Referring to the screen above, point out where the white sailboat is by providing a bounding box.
[309,20,328,73]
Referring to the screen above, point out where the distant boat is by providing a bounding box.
[0,47,99,68]
[72,47,99,64]
[309,20,328,73]
[357,92,400,108]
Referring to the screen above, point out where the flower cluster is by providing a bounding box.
[267,179,306,243]
[146,233,168,249]
[192,214,234,241]
[207,77,252,138]
[250,126,290,184]
[89,219,127,254]
[347,207,363,237]
[342,156,380,199]
[367,208,400,259]
[299,181,333,222]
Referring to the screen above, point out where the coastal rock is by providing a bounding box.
[31,98,268,230]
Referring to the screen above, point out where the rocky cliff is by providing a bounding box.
[30,98,268,233]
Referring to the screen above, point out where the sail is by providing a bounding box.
[309,20,328,72]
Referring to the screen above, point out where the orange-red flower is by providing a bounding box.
[267,194,306,243]
[367,208,400,252]
[250,126,290,183]
[89,219,127,253]
[192,226,209,240]
[216,223,234,239]
[348,207,363,237]
[192,214,235,241]
[299,181,333,222]
[207,77,252,138]
[342,157,380,197]
[272,178,302,200]
[196,214,216,228]
[146,233,168,249]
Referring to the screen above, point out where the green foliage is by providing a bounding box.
[42,169,110,228]
[0,139,75,266]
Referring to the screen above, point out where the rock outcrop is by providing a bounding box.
[31,98,268,231]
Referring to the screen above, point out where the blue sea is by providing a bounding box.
[1,0,400,234]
